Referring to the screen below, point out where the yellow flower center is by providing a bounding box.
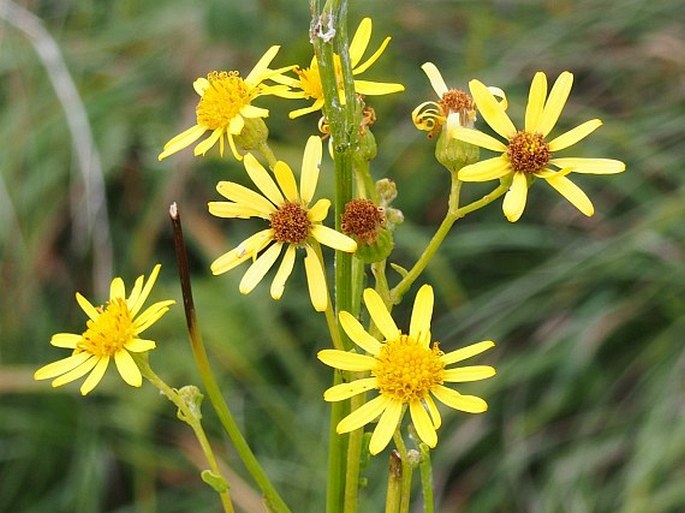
[270,202,312,245]
[78,298,134,357]
[196,71,253,130]
[506,131,551,174]
[295,64,324,100]
[374,336,445,403]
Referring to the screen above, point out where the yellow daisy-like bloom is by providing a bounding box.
[412,62,506,138]
[318,285,495,455]
[34,265,175,396]
[158,46,293,161]
[275,17,404,119]
[452,71,626,222]
[209,136,357,312]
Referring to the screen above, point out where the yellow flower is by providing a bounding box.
[412,62,506,138]
[158,46,293,161]
[34,265,175,396]
[275,17,404,119]
[452,71,626,222]
[318,285,495,454]
[208,136,357,312]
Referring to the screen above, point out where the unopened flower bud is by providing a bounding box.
[435,120,480,172]
[233,117,269,152]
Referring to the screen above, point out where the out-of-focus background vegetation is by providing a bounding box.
[1,0,684,511]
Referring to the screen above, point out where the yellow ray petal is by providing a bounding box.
[244,45,280,85]
[451,127,507,152]
[339,311,382,355]
[244,153,284,206]
[193,77,209,96]
[208,202,267,220]
[215,181,277,215]
[289,99,326,119]
[549,157,626,175]
[349,17,372,67]
[323,377,379,401]
[548,119,602,151]
[76,292,99,321]
[308,198,331,222]
[273,161,299,202]
[353,80,405,96]
[369,399,403,454]
[410,400,437,448]
[469,79,517,139]
[50,333,81,349]
[440,340,495,366]
[424,395,442,429]
[239,243,282,294]
[228,114,245,135]
[240,104,270,118]
[502,172,528,222]
[432,386,488,413]
[310,225,357,252]
[210,229,273,275]
[537,71,573,137]
[158,124,207,160]
[458,156,510,182]
[193,127,223,156]
[133,300,175,334]
[34,352,92,380]
[409,284,434,347]
[544,174,595,217]
[337,394,392,433]
[421,62,448,96]
[317,349,378,372]
[524,72,548,132]
[363,288,400,341]
[353,36,393,75]
[300,135,322,204]
[50,356,99,387]
[270,244,296,300]
[129,264,161,317]
[443,365,496,382]
[80,356,110,395]
[114,349,143,387]
[304,244,328,312]
[125,338,157,353]
[109,277,125,300]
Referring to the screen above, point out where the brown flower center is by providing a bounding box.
[439,88,475,116]
[506,131,551,174]
[270,202,311,245]
[341,199,385,245]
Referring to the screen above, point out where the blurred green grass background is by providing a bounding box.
[1,0,684,512]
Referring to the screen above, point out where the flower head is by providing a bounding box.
[158,46,293,161]
[318,285,495,454]
[275,18,404,119]
[453,71,626,222]
[412,62,506,138]
[34,265,175,396]
[208,136,357,312]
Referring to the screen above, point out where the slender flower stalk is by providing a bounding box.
[170,203,292,513]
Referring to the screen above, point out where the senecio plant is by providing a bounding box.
[35,2,625,512]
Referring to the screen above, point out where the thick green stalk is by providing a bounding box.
[311,2,360,512]
[169,204,291,513]
[392,429,414,513]
[385,450,402,513]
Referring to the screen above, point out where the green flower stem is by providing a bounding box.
[418,444,435,513]
[385,450,402,513]
[169,203,291,513]
[343,390,365,513]
[392,429,413,513]
[256,140,278,170]
[136,357,235,513]
[390,177,508,304]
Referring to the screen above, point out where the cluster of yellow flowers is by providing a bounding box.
[35,15,624,457]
